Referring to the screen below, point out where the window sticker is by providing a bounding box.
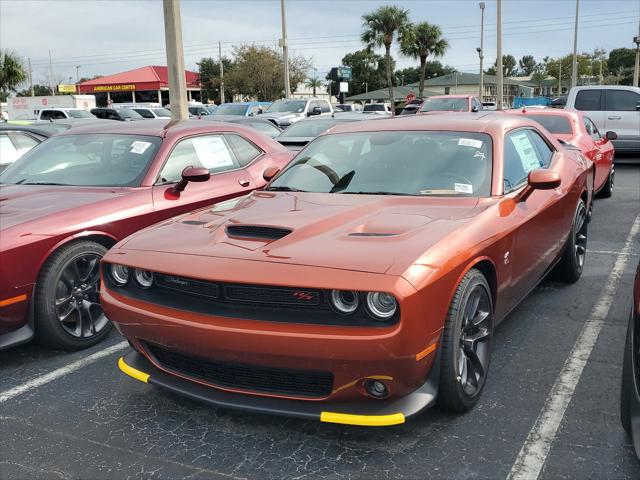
[474,150,486,160]
[454,183,473,194]
[510,132,541,171]
[458,138,483,148]
[130,141,152,154]
[191,136,234,169]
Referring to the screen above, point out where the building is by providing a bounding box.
[410,72,535,106]
[346,85,440,102]
[78,66,201,106]
[290,83,333,102]
[514,75,601,97]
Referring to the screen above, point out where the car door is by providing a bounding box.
[604,89,640,146]
[573,89,605,132]
[503,128,566,303]
[151,134,255,218]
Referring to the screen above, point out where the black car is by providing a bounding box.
[550,96,567,108]
[199,115,283,139]
[274,114,369,151]
[0,124,54,172]
[621,259,640,459]
[90,108,144,121]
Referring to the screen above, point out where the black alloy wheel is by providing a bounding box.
[554,199,588,283]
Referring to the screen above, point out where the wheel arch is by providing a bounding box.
[37,231,119,275]
[450,256,498,313]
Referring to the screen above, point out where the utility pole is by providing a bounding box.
[478,2,485,101]
[163,0,188,120]
[280,0,291,98]
[496,0,503,110]
[48,50,56,96]
[28,57,34,97]
[218,41,225,104]
[633,26,640,87]
[558,63,562,95]
[571,0,579,88]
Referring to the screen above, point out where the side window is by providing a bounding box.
[135,109,154,119]
[605,89,640,111]
[503,130,545,191]
[249,105,261,116]
[224,134,261,167]
[40,110,53,120]
[53,111,66,119]
[8,133,40,154]
[583,117,600,139]
[0,134,19,165]
[159,135,239,183]
[320,101,331,113]
[526,130,554,167]
[107,111,119,120]
[574,89,602,111]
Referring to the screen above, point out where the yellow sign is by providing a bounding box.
[58,84,77,93]
[93,84,136,92]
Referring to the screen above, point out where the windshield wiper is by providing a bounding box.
[20,182,70,186]
[264,186,307,192]
[338,191,409,196]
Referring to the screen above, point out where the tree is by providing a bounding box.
[17,84,52,96]
[361,5,412,113]
[0,50,27,101]
[400,21,448,98]
[198,56,234,103]
[325,49,389,97]
[224,45,310,101]
[486,54,517,77]
[545,54,594,88]
[395,67,420,85]
[608,48,635,85]
[518,55,537,76]
[305,77,323,96]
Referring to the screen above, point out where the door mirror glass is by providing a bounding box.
[605,131,618,141]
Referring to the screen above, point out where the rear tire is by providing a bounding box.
[554,199,588,283]
[598,166,614,198]
[34,241,112,351]
[437,268,493,412]
[621,312,633,435]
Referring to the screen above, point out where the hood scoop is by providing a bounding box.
[348,232,397,237]
[225,224,292,241]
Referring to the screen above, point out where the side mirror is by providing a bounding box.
[263,166,280,182]
[308,106,322,116]
[635,101,640,111]
[517,169,561,202]
[605,131,618,141]
[173,166,210,193]
[471,105,479,112]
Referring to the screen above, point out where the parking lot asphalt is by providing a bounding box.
[1,161,639,480]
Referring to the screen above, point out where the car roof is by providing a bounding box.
[427,95,472,99]
[321,113,542,136]
[508,108,583,120]
[0,124,55,136]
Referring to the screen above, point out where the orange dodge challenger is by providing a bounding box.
[103,114,594,426]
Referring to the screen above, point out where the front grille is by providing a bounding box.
[224,285,321,306]
[146,342,334,398]
[226,225,292,240]
[156,273,220,299]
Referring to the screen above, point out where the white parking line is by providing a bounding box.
[0,341,128,403]
[507,213,640,480]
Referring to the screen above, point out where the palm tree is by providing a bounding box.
[305,77,323,97]
[401,22,448,99]
[0,50,27,101]
[361,5,411,114]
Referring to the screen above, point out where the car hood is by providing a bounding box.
[119,191,485,274]
[0,185,134,230]
[259,112,303,122]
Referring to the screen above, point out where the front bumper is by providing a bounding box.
[119,349,439,426]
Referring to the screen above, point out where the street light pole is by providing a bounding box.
[28,57,34,97]
[280,0,291,98]
[571,0,579,88]
[219,41,225,104]
[162,0,188,120]
[633,30,640,87]
[496,0,503,110]
[48,50,56,96]
[478,2,485,101]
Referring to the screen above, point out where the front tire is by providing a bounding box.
[554,199,588,283]
[437,268,493,412]
[34,241,112,351]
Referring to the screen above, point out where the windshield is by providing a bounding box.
[363,104,386,112]
[151,108,171,117]
[266,100,306,113]
[268,131,492,196]
[279,119,344,138]
[523,114,573,134]
[421,98,469,112]
[237,120,281,138]
[213,104,248,116]
[119,109,143,119]
[0,134,161,186]
[66,110,95,118]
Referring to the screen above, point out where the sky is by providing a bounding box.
[1,0,639,88]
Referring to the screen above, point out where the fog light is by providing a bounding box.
[134,269,154,289]
[330,290,359,314]
[364,379,389,399]
[110,264,129,286]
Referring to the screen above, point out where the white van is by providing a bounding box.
[566,86,640,153]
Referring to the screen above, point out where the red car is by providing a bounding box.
[104,114,594,426]
[513,108,616,197]
[419,95,483,113]
[622,259,640,459]
[0,120,293,351]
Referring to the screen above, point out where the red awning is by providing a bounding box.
[78,66,199,93]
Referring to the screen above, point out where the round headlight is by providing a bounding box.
[110,264,129,286]
[330,290,359,314]
[134,269,154,289]
[366,292,397,320]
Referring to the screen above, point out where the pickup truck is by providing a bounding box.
[565,86,640,153]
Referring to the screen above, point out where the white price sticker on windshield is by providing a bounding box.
[454,183,473,194]
[458,138,483,148]
[130,141,151,154]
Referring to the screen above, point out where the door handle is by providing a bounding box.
[238,179,251,187]
[607,116,621,120]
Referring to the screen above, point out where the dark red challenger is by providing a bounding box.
[0,119,293,351]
